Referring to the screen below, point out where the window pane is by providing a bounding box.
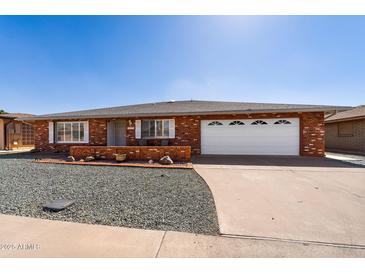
[163,120,169,137]
[15,123,22,134]
[149,120,155,137]
[80,123,84,141]
[156,120,163,137]
[57,123,64,142]
[338,122,353,137]
[142,120,150,138]
[72,123,80,142]
[64,123,72,142]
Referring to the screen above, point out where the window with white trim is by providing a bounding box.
[141,119,170,138]
[56,121,87,143]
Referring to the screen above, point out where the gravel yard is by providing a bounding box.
[0,153,219,235]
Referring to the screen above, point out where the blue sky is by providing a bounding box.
[0,16,364,114]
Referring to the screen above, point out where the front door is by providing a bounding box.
[107,120,126,146]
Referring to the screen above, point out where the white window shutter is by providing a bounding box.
[48,121,54,144]
[135,120,141,139]
[169,119,175,138]
[84,121,89,143]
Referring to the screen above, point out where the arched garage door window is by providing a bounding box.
[208,121,223,126]
[251,120,268,125]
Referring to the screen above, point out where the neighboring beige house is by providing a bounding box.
[0,113,35,150]
[325,105,365,155]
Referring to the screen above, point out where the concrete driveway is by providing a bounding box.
[193,155,365,247]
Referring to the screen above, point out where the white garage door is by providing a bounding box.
[201,118,300,155]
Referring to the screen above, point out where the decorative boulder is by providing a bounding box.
[94,154,106,160]
[159,156,173,165]
[148,159,154,164]
[85,156,95,162]
[79,159,85,162]
[66,156,75,162]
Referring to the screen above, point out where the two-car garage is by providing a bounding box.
[201,118,300,156]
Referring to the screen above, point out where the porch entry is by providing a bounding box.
[107,120,126,146]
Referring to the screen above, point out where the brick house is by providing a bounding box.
[0,113,35,151]
[325,105,365,155]
[20,100,349,161]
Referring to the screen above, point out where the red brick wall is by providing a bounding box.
[125,116,201,154]
[300,112,325,156]
[70,146,191,162]
[33,119,107,152]
[33,111,325,156]
[126,112,325,156]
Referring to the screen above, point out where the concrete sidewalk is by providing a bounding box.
[326,152,365,167]
[0,214,364,257]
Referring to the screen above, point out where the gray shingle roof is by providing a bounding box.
[20,100,351,121]
[325,105,365,123]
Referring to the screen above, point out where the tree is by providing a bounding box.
[0,109,7,114]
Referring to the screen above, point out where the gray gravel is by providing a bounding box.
[0,153,219,235]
